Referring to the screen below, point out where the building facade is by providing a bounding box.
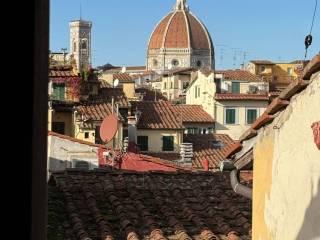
[146,0,215,73]
[186,69,270,140]
[69,20,92,72]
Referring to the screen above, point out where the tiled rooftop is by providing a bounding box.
[135,88,168,101]
[49,66,78,78]
[89,88,129,107]
[76,103,116,122]
[230,54,320,163]
[216,70,262,82]
[113,73,134,83]
[131,101,184,130]
[249,60,274,65]
[172,105,215,123]
[183,134,235,170]
[48,170,252,240]
[215,93,269,101]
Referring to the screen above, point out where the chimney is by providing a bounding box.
[127,116,137,144]
[179,143,193,167]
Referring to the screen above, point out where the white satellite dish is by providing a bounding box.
[113,79,119,87]
[121,66,126,73]
[168,63,173,70]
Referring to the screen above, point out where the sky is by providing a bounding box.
[50,0,320,69]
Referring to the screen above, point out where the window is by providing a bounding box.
[81,39,87,49]
[183,82,189,89]
[260,65,266,73]
[172,59,179,67]
[198,87,200,97]
[52,122,65,135]
[52,83,65,101]
[225,108,237,124]
[186,128,199,134]
[207,127,214,134]
[170,81,173,89]
[164,82,167,89]
[231,82,240,93]
[163,136,174,151]
[153,59,158,67]
[196,60,202,67]
[287,67,293,76]
[73,41,76,52]
[84,132,89,139]
[246,108,258,125]
[137,136,148,151]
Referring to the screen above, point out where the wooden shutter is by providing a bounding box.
[231,82,240,93]
[137,136,148,151]
[226,109,236,124]
[247,109,257,124]
[163,136,174,151]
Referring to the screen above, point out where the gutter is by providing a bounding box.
[220,160,252,199]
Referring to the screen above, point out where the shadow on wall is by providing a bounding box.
[296,178,320,240]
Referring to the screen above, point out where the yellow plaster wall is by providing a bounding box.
[52,112,74,136]
[253,74,320,239]
[123,82,135,99]
[137,129,183,152]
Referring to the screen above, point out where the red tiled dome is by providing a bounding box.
[148,10,213,50]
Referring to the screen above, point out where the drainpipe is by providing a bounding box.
[220,160,252,199]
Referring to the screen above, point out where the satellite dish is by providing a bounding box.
[121,66,126,73]
[99,115,118,143]
[168,63,173,70]
[113,79,119,87]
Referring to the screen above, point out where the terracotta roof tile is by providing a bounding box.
[218,70,262,82]
[113,73,134,83]
[172,105,215,123]
[251,113,275,130]
[226,54,320,161]
[302,54,320,80]
[88,88,129,107]
[48,131,107,149]
[131,101,184,130]
[265,98,290,115]
[249,60,274,65]
[183,134,235,170]
[215,93,269,101]
[48,170,252,239]
[224,142,243,159]
[135,88,167,101]
[76,103,116,121]
[148,11,211,50]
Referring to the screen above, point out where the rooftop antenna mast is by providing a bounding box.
[61,48,67,64]
[80,2,82,20]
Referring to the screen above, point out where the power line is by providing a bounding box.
[305,0,318,59]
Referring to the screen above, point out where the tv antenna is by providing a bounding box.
[61,48,67,64]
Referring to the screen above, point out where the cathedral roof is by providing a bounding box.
[148,0,213,51]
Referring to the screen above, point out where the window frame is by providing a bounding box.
[224,107,238,125]
[231,81,240,93]
[137,136,149,151]
[246,108,259,125]
[162,136,174,152]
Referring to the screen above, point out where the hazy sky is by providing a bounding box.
[50,0,319,69]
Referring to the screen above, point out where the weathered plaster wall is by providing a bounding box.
[253,74,320,240]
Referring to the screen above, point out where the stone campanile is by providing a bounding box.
[69,20,92,72]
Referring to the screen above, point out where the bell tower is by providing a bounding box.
[69,20,92,72]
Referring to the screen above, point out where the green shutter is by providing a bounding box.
[231,82,240,93]
[247,109,257,124]
[137,136,148,151]
[226,109,236,124]
[163,136,174,151]
[53,83,65,101]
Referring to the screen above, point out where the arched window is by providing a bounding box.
[153,59,158,67]
[172,59,179,67]
[73,41,76,52]
[81,39,87,49]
